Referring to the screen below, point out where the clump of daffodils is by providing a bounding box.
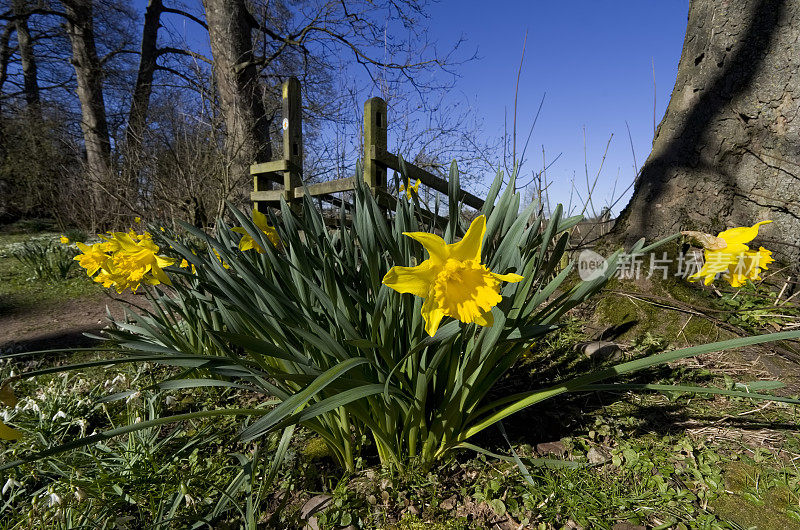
[382,215,523,336]
[72,230,174,293]
[684,220,774,287]
[231,209,280,253]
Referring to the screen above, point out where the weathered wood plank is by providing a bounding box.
[372,188,450,227]
[250,160,299,175]
[369,147,484,210]
[250,190,288,202]
[363,97,387,188]
[293,177,355,198]
[283,78,303,206]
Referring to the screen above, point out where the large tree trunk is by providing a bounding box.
[0,23,13,117]
[203,0,272,198]
[11,0,40,117]
[62,0,112,223]
[612,0,800,266]
[123,0,163,209]
[126,0,161,153]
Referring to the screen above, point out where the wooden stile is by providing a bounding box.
[251,79,483,217]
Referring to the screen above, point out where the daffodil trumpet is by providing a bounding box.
[383,215,523,336]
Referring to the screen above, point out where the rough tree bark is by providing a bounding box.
[10,0,40,117]
[612,0,799,265]
[62,0,112,220]
[0,22,13,116]
[125,0,162,155]
[122,0,163,209]
[203,0,272,196]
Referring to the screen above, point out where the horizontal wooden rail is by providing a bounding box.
[251,177,355,203]
[250,159,303,176]
[368,146,484,211]
[372,189,450,227]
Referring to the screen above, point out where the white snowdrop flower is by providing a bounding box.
[184,493,196,507]
[1,410,10,422]
[2,478,22,495]
[52,410,67,421]
[74,487,87,502]
[77,418,88,437]
[21,399,39,413]
[165,395,178,406]
[8,370,14,377]
[48,491,62,506]
[125,391,141,405]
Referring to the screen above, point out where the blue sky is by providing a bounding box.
[421,1,690,213]
[146,0,690,215]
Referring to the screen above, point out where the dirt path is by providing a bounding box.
[0,292,142,353]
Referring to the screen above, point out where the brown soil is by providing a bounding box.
[0,292,142,353]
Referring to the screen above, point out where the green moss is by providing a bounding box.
[302,436,333,460]
[710,462,800,529]
[712,493,800,529]
[589,244,731,345]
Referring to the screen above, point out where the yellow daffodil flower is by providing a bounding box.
[687,220,774,287]
[232,209,280,253]
[382,215,523,336]
[74,231,175,293]
[399,179,420,200]
[106,232,174,290]
[59,235,69,244]
[74,242,110,276]
[134,217,141,224]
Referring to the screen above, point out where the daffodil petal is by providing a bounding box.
[473,310,494,327]
[238,234,256,252]
[450,215,486,262]
[382,261,438,297]
[155,255,174,268]
[252,208,269,232]
[150,265,172,286]
[0,383,17,407]
[75,242,92,253]
[0,421,22,441]
[491,272,524,283]
[403,232,448,263]
[717,220,772,246]
[421,296,446,337]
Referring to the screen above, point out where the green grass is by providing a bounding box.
[4,332,800,528]
[3,231,800,528]
[0,231,102,314]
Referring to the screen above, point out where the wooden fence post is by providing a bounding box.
[283,77,303,209]
[363,97,387,189]
[252,77,303,212]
